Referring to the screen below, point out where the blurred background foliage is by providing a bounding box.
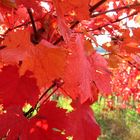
[92,97,140,140]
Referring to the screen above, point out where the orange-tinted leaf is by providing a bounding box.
[121,28,140,53]
[0,29,31,63]
[107,54,121,68]
[1,29,68,87]
[20,44,67,87]
[132,28,140,44]
[102,42,120,54]
[0,0,17,8]
[122,42,140,53]
[84,39,95,56]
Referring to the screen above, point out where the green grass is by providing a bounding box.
[92,102,140,140]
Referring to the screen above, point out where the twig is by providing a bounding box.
[27,8,37,37]
[27,8,41,44]
[114,53,140,71]
[91,3,140,17]
[3,14,46,36]
[36,82,56,106]
[24,78,64,118]
[53,4,139,45]
[89,0,106,13]
[53,36,64,45]
[120,55,138,68]
[42,84,60,105]
[88,11,137,32]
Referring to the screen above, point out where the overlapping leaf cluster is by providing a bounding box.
[0,0,140,140]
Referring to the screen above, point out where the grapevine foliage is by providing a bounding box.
[0,0,140,139]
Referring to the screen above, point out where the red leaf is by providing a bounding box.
[63,34,94,103]
[37,102,67,140]
[53,0,70,42]
[0,106,27,140]
[16,0,42,15]
[63,34,111,102]
[35,101,101,140]
[89,52,112,94]
[0,106,49,140]
[0,65,39,107]
[65,100,101,140]
[0,102,67,140]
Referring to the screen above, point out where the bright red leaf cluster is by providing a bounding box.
[0,0,140,139]
[111,62,140,112]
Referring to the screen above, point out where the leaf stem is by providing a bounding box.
[42,85,60,105]
[36,82,56,106]
[24,78,64,118]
